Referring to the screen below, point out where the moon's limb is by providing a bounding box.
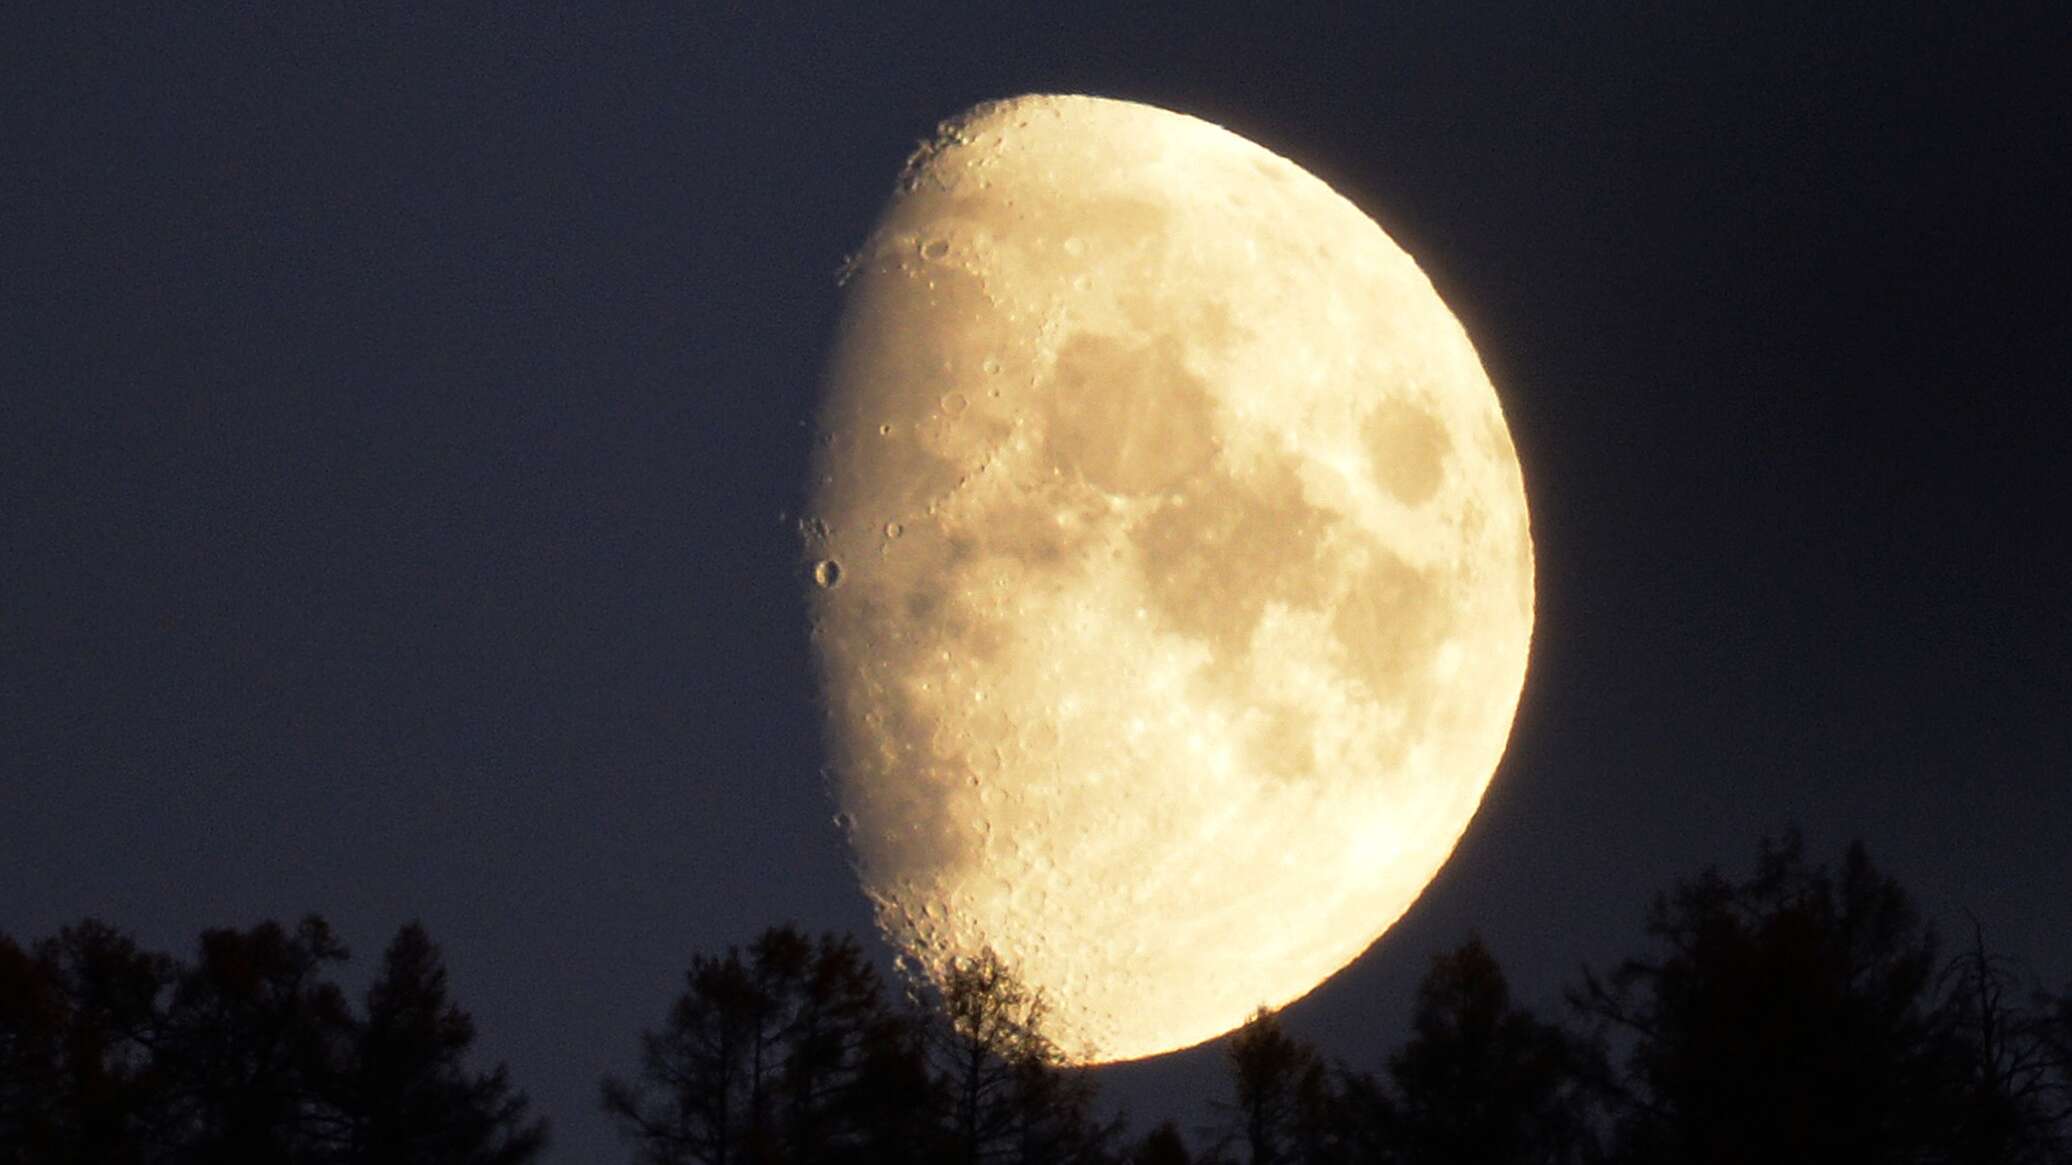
[807,94,1532,1062]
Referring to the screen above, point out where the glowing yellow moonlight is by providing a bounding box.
[805,94,1532,1062]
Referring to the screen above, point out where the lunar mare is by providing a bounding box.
[806,95,1532,1062]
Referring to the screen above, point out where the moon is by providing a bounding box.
[804,94,1532,1062]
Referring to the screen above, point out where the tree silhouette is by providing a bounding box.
[1211,1007,1327,1165]
[1327,1065,1396,1165]
[1937,921,2072,1164]
[335,922,547,1164]
[1382,936,1596,1165]
[765,929,922,1162]
[2045,987,2072,1150]
[915,947,1118,1165]
[829,992,937,1165]
[20,827,2072,1165]
[603,924,935,1165]
[0,915,542,1165]
[153,915,357,1163]
[1127,1120,1193,1165]
[0,920,176,1163]
[602,932,1124,1165]
[603,933,796,1165]
[1571,832,1956,1163]
[0,933,62,1159]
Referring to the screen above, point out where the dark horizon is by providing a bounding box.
[10,825,2072,1162]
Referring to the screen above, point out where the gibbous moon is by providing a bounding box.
[805,95,1532,1062]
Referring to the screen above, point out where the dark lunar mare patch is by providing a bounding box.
[1329,551,1447,716]
[1045,332,1218,495]
[1134,451,1337,656]
[1362,397,1451,505]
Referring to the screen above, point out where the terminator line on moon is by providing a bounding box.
[805,94,1533,1062]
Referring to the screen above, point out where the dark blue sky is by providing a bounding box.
[5,6,2067,1161]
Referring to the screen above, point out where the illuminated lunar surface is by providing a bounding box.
[805,94,1533,1062]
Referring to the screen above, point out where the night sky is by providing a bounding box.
[5,7,2068,1162]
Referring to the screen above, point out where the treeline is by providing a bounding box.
[600,833,2072,1165]
[7,833,2072,1164]
[0,917,545,1164]
[1194,833,2072,1164]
